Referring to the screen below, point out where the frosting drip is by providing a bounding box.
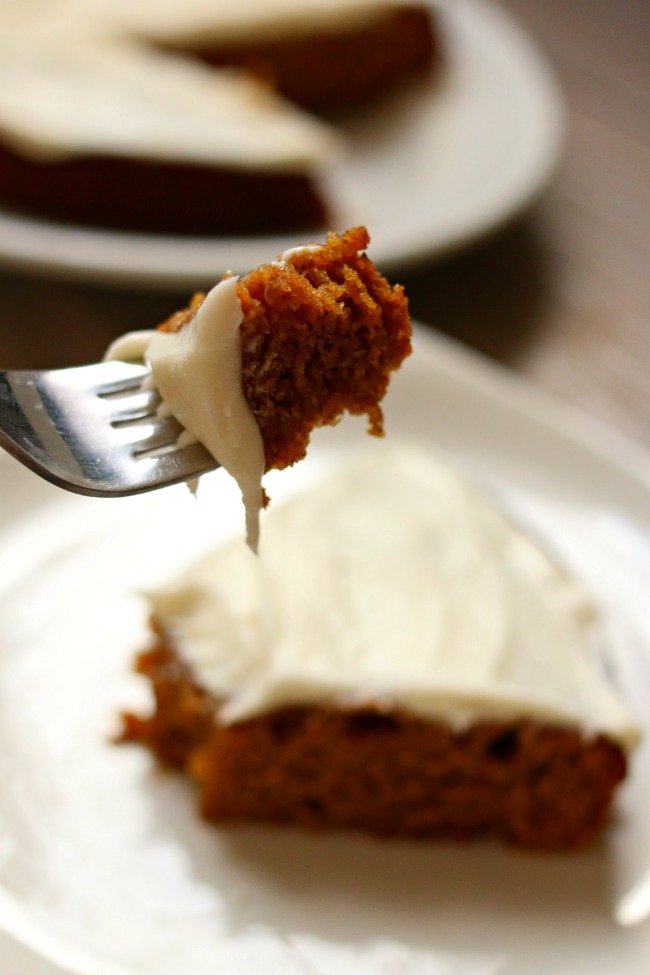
[106,277,265,551]
[146,444,640,749]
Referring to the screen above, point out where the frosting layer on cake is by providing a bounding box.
[0,37,337,168]
[146,445,639,748]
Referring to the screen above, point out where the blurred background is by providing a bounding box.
[0,0,647,443]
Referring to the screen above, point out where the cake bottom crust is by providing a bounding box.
[122,643,628,850]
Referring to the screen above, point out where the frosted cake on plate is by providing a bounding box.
[122,444,639,849]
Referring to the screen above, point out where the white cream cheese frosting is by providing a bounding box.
[145,444,640,749]
[106,277,265,551]
[0,35,337,168]
[105,242,328,549]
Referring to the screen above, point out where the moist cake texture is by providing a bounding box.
[122,445,639,849]
[160,226,412,470]
[107,227,412,547]
[124,645,628,849]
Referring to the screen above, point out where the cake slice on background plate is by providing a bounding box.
[0,35,337,234]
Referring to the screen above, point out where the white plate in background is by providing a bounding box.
[0,325,649,975]
[0,0,564,290]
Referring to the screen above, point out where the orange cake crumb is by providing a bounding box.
[158,227,412,470]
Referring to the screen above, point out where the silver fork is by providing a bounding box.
[0,362,217,496]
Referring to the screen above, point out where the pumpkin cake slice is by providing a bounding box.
[121,445,639,850]
[106,226,412,547]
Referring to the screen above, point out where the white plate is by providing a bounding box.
[0,0,564,290]
[1,326,650,975]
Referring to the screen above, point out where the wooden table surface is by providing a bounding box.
[0,0,647,444]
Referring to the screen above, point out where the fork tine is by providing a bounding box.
[132,417,185,455]
[93,362,149,394]
[44,361,150,394]
[0,363,218,497]
[103,416,181,449]
[130,442,216,491]
[97,374,149,395]
[108,389,162,423]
